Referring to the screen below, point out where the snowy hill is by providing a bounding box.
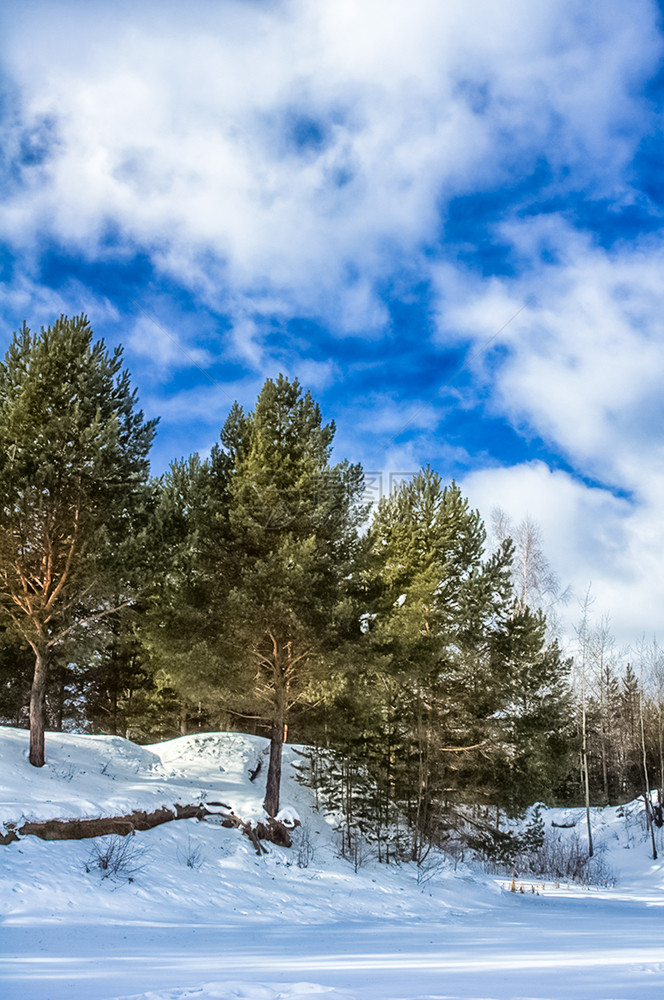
[2,725,664,1000]
[0,726,497,927]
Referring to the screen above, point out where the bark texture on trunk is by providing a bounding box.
[262,633,297,818]
[264,714,284,817]
[29,645,48,768]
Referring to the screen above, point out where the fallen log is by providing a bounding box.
[213,813,294,853]
[0,804,208,845]
[0,802,295,853]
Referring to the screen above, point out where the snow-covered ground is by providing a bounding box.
[1,725,664,1000]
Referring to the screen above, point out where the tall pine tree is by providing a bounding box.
[219,377,366,815]
[362,469,515,854]
[153,376,366,816]
[0,316,156,765]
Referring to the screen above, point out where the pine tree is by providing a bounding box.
[587,618,622,803]
[485,607,573,813]
[641,640,664,791]
[300,636,407,863]
[362,469,516,854]
[140,453,235,735]
[75,605,182,742]
[0,626,34,725]
[0,316,156,765]
[619,662,642,797]
[202,375,366,816]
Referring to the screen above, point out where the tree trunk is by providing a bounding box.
[55,670,65,732]
[262,636,294,818]
[581,698,593,857]
[600,729,609,803]
[111,682,118,736]
[264,712,285,817]
[639,694,658,860]
[29,645,49,767]
[582,745,593,858]
[578,622,594,858]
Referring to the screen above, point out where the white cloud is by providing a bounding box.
[2,0,663,645]
[1,0,660,333]
[291,358,338,391]
[226,314,266,369]
[126,314,214,373]
[462,460,664,646]
[353,394,441,437]
[0,276,119,332]
[436,224,664,491]
[435,218,664,645]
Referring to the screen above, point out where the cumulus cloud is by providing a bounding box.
[0,275,119,334]
[1,0,660,339]
[126,313,215,374]
[462,461,664,646]
[433,214,664,643]
[436,222,664,491]
[1,0,663,644]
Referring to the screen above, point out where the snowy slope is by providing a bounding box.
[2,725,664,1000]
[0,727,271,828]
[0,726,495,927]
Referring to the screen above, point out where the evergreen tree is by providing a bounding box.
[140,453,236,735]
[74,605,183,742]
[641,640,664,791]
[362,469,516,854]
[484,607,573,813]
[299,635,408,863]
[587,618,622,803]
[156,376,366,816]
[0,316,156,765]
[336,468,573,858]
[222,377,366,815]
[0,626,34,725]
[619,662,643,797]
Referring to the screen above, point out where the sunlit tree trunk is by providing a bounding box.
[29,643,48,767]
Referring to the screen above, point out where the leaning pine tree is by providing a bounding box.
[0,315,156,765]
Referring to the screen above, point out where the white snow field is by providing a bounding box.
[1,726,664,1000]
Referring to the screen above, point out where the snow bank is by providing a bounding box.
[0,725,492,929]
[0,727,272,830]
[2,725,664,1000]
[120,983,353,1000]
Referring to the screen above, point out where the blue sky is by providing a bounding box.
[1,0,663,645]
